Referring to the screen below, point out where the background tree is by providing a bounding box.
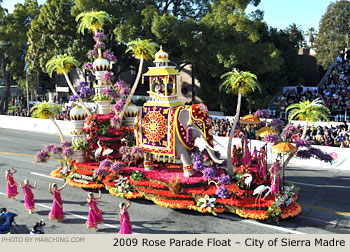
[305,27,316,48]
[315,0,350,69]
[220,68,261,175]
[0,0,41,114]
[30,101,65,142]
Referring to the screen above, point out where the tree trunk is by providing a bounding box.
[50,117,65,143]
[118,55,144,123]
[63,72,91,116]
[226,88,242,176]
[0,51,11,115]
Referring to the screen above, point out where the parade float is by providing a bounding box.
[34,12,334,223]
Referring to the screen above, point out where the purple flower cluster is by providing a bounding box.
[216,174,232,185]
[296,150,312,159]
[84,62,93,70]
[202,167,216,179]
[295,138,312,148]
[101,72,114,83]
[193,153,204,172]
[45,144,55,152]
[254,109,270,118]
[61,141,72,148]
[216,186,230,199]
[110,162,124,173]
[94,168,109,178]
[99,159,113,169]
[51,146,61,154]
[94,32,106,42]
[70,95,78,102]
[94,41,105,50]
[113,99,125,112]
[77,81,94,100]
[87,49,98,59]
[103,50,116,62]
[35,150,50,163]
[263,133,279,144]
[111,116,121,127]
[101,87,112,95]
[115,81,126,89]
[120,87,131,97]
[270,118,284,128]
[284,124,298,133]
[62,147,73,157]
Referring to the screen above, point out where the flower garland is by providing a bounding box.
[66,177,104,189]
[236,208,269,220]
[151,198,195,209]
[280,202,301,219]
[128,179,168,189]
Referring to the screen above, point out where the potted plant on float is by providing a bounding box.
[72,139,88,163]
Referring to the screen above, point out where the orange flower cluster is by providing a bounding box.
[136,187,192,199]
[50,168,66,178]
[66,178,104,189]
[235,208,269,220]
[152,198,195,209]
[281,202,302,219]
[189,206,225,214]
[74,167,94,176]
[109,189,143,199]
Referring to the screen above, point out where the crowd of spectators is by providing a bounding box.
[274,51,350,122]
[298,123,350,148]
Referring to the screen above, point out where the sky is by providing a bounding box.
[2,0,333,32]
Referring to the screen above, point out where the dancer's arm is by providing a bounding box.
[96,189,102,199]
[59,181,68,191]
[33,181,37,189]
[11,167,17,174]
[124,199,131,210]
[18,181,23,188]
[48,184,53,194]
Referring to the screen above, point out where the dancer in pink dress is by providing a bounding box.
[5,167,18,199]
[48,182,68,221]
[241,135,251,165]
[251,146,258,163]
[86,189,103,230]
[119,199,132,234]
[19,179,37,214]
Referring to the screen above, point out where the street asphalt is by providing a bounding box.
[0,127,349,234]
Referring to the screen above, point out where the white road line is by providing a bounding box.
[0,137,12,141]
[222,214,305,234]
[30,172,64,181]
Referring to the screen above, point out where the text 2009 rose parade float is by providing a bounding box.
[35,25,333,224]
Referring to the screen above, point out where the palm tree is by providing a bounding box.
[30,101,64,143]
[286,99,330,139]
[220,68,261,175]
[280,99,330,182]
[117,38,158,121]
[45,54,91,116]
[305,27,316,48]
[287,23,304,48]
[76,10,112,35]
